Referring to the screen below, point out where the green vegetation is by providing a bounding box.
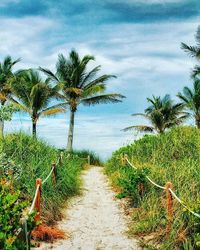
[0,104,17,137]
[0,56,20,137]
[0,21,199,250]
[0,133,100,249]
[123,94,188,134]
[0,50,124,150]
[0,179,30,250]
[105,126,200,249]
[11,69,66,136]
[181,26,200,78]
[178,79,200,129]
[40,49,125,152]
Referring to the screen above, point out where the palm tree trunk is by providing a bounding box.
[0,101,5,138]
[196,118,200,129]
[67,110,75,152]
[0,118,4,138]
[32,120,37,137]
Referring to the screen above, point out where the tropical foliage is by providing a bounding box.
[105,126,200,249]
[123,94,188,134]
[40,49,125,151]
[0,21,200,250]
[0,180,28,250]
[0,56,20,104]
[11,69,66,136]
[181,25,200,78]
[177,79,200,128]
[0,133,101,247]
[0,56,20,136]
[0,104,17,137]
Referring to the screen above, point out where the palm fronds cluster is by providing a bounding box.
[1,25,200,146]
[124,25,200,134]
[0,50,124,151]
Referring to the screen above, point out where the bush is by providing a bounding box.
[0,179,28,250]
[0,133,85,223]
[0,133,101,247]
[105,126,200,249]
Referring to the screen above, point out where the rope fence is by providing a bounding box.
[123,154,200,232]
[17,152,90,249]
[65,153,91,165]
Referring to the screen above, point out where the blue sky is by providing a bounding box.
[0,0,199,158]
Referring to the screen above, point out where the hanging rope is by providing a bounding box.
[28,184,40,215]
[169,188,200,219]
[42,166,55,185]
[123,154,200,219]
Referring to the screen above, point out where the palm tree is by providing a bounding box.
[11,69,66,136]
[40,49,125,151]
[123,95,188,134]
[177,79,200,128]
[0,56,20,136]
[181,25,200,78]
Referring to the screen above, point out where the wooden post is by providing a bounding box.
[35,178,42,222]
[52,162,57,186]
[165,182,173,233]
[88,155,90,165]
[138,182,145,197]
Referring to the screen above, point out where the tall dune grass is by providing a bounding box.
[105,126,200,249]
[1,133,99,224]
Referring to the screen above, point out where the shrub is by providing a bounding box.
[0,179,27,250]
[105,126,200,249]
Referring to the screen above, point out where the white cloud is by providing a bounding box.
[5,113,144,159]
[0,15,198,157]
[0,16,59,69]
[0,0,20,7]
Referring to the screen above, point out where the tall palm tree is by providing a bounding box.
[0,56,20,136]
[177,79,200,128]
[11,69,66,136]
[181,25,200,78]
[123,95,188,134]
[40,49,125,151]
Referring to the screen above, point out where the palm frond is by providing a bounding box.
[183,86,194,100]
[84,75,116,90]
[122,125,154,132]
[39,50,124,111]
[181,43,199,57]
[131,113,148,118]
[192,65,200,78]
[80,65,101,88]
[12,102,31,114]
[82,84,106,98]
[81,93,125,106]
[39,67,59,82]
[41,107,66,117]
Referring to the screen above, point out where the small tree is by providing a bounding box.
[177,79,200,128]
[0,104,17,137]
[181,25,200,78]
[40,49,125,151]
[123,95,188,134]
[11,69,66,136]
[0,56,20,135]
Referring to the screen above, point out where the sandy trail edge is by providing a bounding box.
[34,166,140,250]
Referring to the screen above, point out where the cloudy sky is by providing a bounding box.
[1,0,200,158]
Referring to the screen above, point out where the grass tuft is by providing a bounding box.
[105,126,200,249]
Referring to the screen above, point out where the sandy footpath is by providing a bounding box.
[36,167,140,250]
